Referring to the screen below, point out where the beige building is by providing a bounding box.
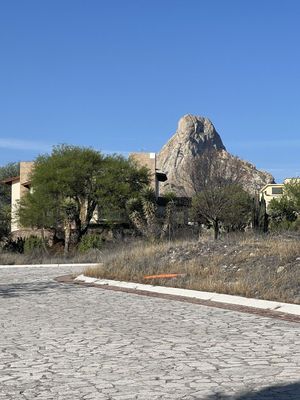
[259,183,284,208]
[129,152,167,198]
[2,161,34,232]
[260,178,300,208]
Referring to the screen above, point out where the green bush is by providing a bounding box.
[24,236,45,254]
[270,217,300,232]
[78,234,103,253]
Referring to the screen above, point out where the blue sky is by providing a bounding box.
[0,0,300,182]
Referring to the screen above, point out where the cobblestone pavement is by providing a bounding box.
[0,266,299,400]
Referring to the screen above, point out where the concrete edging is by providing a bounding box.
[0,263,100,269]
[75,274,300,317]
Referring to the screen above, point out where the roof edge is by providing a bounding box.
[0,176,20,184]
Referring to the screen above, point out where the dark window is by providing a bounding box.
[272,187,283,195]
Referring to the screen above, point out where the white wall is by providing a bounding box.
[11,181,21,232]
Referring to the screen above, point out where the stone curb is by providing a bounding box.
[0,263,100,269]
[74,274,300,318]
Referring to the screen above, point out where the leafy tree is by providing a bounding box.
[283,179,300,213]
[187,149,251,239]
[222,186,252,232]
[19,145,150,251]
[192,184,251,239]
[0,162,19,204]
[97,155,150,218]
[268,196,297,224]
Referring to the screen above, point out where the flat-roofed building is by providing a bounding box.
[260,178,300,208]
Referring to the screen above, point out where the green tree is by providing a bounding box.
[187,149,251,239]
[284,179,300,213]
[192,184,251,240]
[18,186,61,250]
[19,145,150,251]
[97,155,150,218]
[268,196,297,224]
[222,186,252,232]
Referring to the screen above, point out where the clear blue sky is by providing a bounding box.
[1,0,300,182]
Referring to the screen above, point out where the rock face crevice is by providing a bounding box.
[157,114,274,196]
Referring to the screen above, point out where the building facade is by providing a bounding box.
[259,178,299,208]
[129,152,167,198]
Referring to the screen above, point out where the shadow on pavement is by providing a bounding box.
[203,381,300,400]
[0,281,76,298]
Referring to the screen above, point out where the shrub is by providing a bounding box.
[270,217,300,232]
[268,196,297,224]
[78,234,103,253]
[24,236,45,254]
[130,199,160,242]
[292,217,300,231]
[3,236,25,253]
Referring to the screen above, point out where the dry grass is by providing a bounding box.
[0,247,104,265]
[85,233,300,304]
[85,241,174,281]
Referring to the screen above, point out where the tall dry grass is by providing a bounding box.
[85,233,300,304]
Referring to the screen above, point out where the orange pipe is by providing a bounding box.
[144,273,185,280]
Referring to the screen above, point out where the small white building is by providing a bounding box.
[260,178,300,208]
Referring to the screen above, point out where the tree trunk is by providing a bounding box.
[41,227,49,255]
[213,220,219,240]
[64,222,71,256]
[198,224,202,241]
[72,228,81,246]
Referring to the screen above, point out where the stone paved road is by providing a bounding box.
[0,266,299,400]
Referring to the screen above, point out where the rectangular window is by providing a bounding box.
[272,187,283,195]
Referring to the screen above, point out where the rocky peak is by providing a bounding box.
[176,114,225,149]
[157,114,274,196]
[160,114,225,160]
